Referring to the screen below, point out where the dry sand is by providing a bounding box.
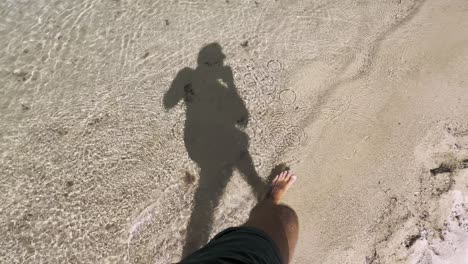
[1,0,468,263]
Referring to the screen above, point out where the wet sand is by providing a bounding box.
[1,0,468,263]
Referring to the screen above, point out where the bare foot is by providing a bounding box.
[267,171,297,204]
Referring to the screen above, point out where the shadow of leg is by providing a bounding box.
[236,151,267,201]
[182,167,230,258]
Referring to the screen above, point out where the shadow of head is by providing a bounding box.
[197,42,226,67]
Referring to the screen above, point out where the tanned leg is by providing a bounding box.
[243,171,298,264]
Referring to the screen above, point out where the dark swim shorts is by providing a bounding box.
[179,227,282,264]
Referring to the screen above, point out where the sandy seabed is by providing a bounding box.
[1,0,468,263]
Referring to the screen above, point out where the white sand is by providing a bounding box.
[1,0,468,263]
[286,0,468,262]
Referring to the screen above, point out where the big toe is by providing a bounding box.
[286,174,297,188]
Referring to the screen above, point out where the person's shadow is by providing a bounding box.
[164,43,267,257]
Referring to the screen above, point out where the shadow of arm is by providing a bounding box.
[163,67,192,109]
[224,66,249,127]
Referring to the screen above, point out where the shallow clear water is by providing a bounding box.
[0,0,419,262]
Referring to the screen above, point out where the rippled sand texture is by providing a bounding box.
[1,0,468,263]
